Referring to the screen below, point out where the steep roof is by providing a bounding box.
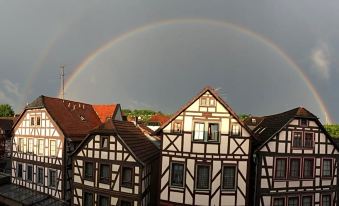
[156,86,254,136]
[246,107,330,150]
[75,120,159,164]
[148,114,170,125]
[22,96,105,141]
[92,104,118,123]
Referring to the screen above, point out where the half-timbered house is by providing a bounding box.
[246,107,339,206]
[72,119,159,206]
[11,95,122,203]
[157,87,253,206]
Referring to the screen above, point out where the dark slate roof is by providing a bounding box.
[20,95,104,141]
[75,120,160,164]
[246,107,318,148]
[0,117,14,131]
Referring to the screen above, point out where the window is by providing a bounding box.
[27,138,33,153]
[273,198,285,206]
[303,159,314,178]
[50,140,56,156]
[300,119,308,126]
[27,165,33,181]
[231,124,240,136]
[84,162,94,180]
[288,196,299,206]
[170,163,184,187]
[30,117,35,126]
[120,200,132,206]
[37,167,44,184]
[48,170,57,188]
[196,165,210,190]
[38,139,44,156]
[83,192,94,206]
[208,123,219,141]
[292,132,302,148]
[289,159,300,178]
[121,167,133,187]
[200,97,208,106]
[98,195,109,206]
[101,136,108,149]
[18,138,24,152]
[99,164,110,184]
[275,158,287,179]
[302,196,313,206]
[193,123,205,140]
[36,116,41,126]
[17,163,23,178]
[322,195,331,206]
[172,121,183,133]
[304,133,314,148]
[323,159,332,177]
[222,165,236,190]
[209,98,215,106]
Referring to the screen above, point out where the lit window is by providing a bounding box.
[100,164,110,184]
[304,133,314,148]
[84,162,93,180]
[27,165,33,181]
[28,139,33,153]
[275,158,287,179]
[50,140,56,156]
[196,165,210,190]
[38,139,44,156]
[303,159,314,178]
[193,123,205,140]
[170,163,184,187]
[288,197,299,206]
[292,132,302,148]
[222,165,236,190]
[208,123,219,141]
[48,169,57,188]
[231,124,240,136]
[289,159,300,178]
[101,136,108,149]
[37,167,44,184]
[323,159,332,177]
[121,167,133,187]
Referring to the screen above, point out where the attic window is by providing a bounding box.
[80,115,85,121]
[300,119,308,127]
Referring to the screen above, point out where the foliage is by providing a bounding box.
[122,109,158,122]
[238,114,250,121]
[0,104,14,117]
[324,124,339,138]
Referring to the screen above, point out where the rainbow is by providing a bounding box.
[58,18,333,123]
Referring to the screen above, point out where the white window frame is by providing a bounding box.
[38,139,44,156]
[49,139,56,157]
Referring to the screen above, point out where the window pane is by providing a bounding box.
[231,124,240,136]
[290,159,300,178]
[303,159,314,178]
[288,197,299,206]
[27,165,33,181]
[304,133,313,148]
[323,160,332,177]
[196,165,210,189]
[120,200,132,206]
[99,196,109,206]
[208,123,219,141]
[273,198,285,206]
[122,167,132,186]
[275,159,286,178]
[194,123,204,140]
[84,162,93,179]
[36,117,41,126]
[28,139,33,153]
[100,164,109,183]
[17,164,23,178]
[293,132,302,147]
[101,137,108,148]
[50,140,56,156]
[171,163,184,187]
[223,166,236,189]
[37,168,44,184]
[38,139,44,155]
[322,195,331,206]
[84,192,93,206]
[302,196,312,206]
[49,170,56,187]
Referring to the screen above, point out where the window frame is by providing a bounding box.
[193,122,205,141]
[27,138,33,154]
[287,196,299,206]
[49,139,57,157]
[119,199,133,206]
[303,158,315,179]
[84,161,94,181]
[301,195,314,206]
[120,166,134,188]
[37,139,44,156]
[289,158,301,179]
[272,197,285,206]
[48,169,57,188]
[98,194,110,206]
[322,158,333,178]
[170,162,185,188]
[207,123,220,142]
[26,164,33,182]
[83,191,94,206]
[18,138,25,153]
[304,132,314,148]
[99,163,111,184]
[171,120,183,133]
[231,123,241,136]
[37,166,44,185]
[195,164,211,190]
[17,163,23,179]
[221,164,237,191]
[300,119,308,127]
[100,136,109,149]
[321,194,332,206]
[274,158,287,180]
[292,132,303,148]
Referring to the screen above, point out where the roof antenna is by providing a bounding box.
[60,65,65,101]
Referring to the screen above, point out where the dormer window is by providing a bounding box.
[80,115,85,121]
[300,119,308,127]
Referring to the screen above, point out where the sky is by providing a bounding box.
[0,1,339,123]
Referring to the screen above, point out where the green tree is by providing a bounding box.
[0,104,14,117]
[324,124,339,137]
[238,113,250,121]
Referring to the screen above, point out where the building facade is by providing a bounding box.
[157,87,253,206]
[11,95,121,203]
[72,120,159,206]
[247,107,339,206]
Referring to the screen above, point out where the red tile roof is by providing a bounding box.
[148,114,170,125]
[93,104,117,123]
